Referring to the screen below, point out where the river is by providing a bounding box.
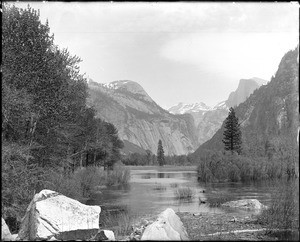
[86,165,278,220]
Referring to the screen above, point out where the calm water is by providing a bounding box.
[86,166,276,219]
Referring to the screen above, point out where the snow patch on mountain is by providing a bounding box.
[213,101,229,110]
[102,80,130,90]
[168,102,212,114]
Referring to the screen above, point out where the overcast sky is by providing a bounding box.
[13,2,299,108]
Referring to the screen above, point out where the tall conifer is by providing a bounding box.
[222,107,242,154]
[157,139,165,166]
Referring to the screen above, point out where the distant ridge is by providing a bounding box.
[87,79,198,155]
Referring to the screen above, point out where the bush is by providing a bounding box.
[153,183,167,190]
[99,209,135,238]
[106,162,130,186]
[174,187,195,199]
[47,162,130,199]
[44,168,83,199]
[196,149,297,183]
[206,193,233,207]
[170,183,179,188]
[197,159,218,183]
[257,179,299,241]
[2,143,47,232]
[73,166,106,197]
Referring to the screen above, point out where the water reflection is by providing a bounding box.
[87,166,275,219]
[158,172,165,178]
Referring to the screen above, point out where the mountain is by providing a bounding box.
[168,77,266,145]
[87,80,199,155]
[226,78,267,108]
[193,47,299,156]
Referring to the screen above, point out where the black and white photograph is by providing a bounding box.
[2,1,299,241]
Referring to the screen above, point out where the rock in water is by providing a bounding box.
[2,218,14,241]
[221,199,267,211]
[17,190,101,240]
[141,208,189,240]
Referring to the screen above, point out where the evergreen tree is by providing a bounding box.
[222,107,242,154]
[146,150,152,165]
[157,139,165,166]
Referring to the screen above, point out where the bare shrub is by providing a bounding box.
[174,187,195,199]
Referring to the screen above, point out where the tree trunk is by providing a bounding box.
[80,141,87,167]
[26,114,39,164]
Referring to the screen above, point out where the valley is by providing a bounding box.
[87,77,268,154]
[2,2,298,241]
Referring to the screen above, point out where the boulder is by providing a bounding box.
[11,234,18,241]
[92,230,115,241]
[141,208,189,240]
[2,218,14,241]
[17,189,101,240]
[221,199,267,211]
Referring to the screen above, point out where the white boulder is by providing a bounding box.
[17,189,101,240]
[102,230,115,241]
[221,199,267,211]
[2,218,14,241]
[92,230,115,241]
[141,208,189,240]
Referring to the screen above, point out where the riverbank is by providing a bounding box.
[104,210,279,241]
[177,212,278,241]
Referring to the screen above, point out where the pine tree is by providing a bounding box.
[222,107,242,154]
[157,139,165,166]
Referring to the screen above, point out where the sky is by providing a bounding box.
[12,2,299,109]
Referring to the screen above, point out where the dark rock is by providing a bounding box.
[55,229,99,241]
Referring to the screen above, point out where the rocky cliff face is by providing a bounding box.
[168,78,266,145]
[87,80,198,155]
[194,47,299,155]
[226,78,267,108]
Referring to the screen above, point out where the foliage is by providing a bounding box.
[99,209,136,239]
[157,139,165,166]
[45,163,130,199]
[153,183,167,190]
[170,183,179,188]
[72,166,105,197]
[1,142,47,232]
[174,187,195,199]
[122,151,156,166]
[257,179,299,241]
[222,107,242,154]
[106,161,130,186]
[44,168,82,200]
[165,155,193,166]
[205,193,233,207]
[2,3,125,232]
[121,152,193,166]
[2,3,124,169]
[196,145,298,183]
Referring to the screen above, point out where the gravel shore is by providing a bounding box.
[177,212,278,241]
